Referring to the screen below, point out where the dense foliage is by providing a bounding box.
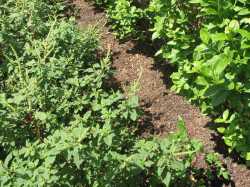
[92,0,250,162]
[0,0,205,186]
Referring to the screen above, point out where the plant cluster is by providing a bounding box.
[92,0,250,162]
[96,0,143,39]
[191,153,231,187]
[205,153,230,182]
[0,0,204,186]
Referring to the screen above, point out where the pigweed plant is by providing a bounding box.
[0,0,203,186]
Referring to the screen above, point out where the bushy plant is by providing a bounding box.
[147,0,201,63]
[171,0,250,161]
[0,0,203,186]
[93,0,145,39]
[109,0,144,39]
[0,117,202,186]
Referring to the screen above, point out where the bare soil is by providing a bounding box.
[73,0,250,186]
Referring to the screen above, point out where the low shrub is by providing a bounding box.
[0,0,203,186]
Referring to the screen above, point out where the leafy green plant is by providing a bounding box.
[106,0,143,39]
[147,0,201,63]
[205,153,230,182]
[171,0,250,161]
[190,153,231,187]
[0,0,204,186]
[0,117,202,186]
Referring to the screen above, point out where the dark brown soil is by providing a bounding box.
[74,0,250,186]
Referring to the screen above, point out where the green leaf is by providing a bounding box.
[211,33,228,42]
[195,76,208,86]
[130,110,138,121]
[72,149,82,169]
[238,29,250,39]
[200,29,210,44]
[217,127,225,133]
[104,134,114,147]
[189,0,203,3]
[163,172,171,187]
[240,18,250,25]
[211,91,228,107]
[128,96,139,107]
[176,117,188,138]
[152,32,160,40]
[238,8,250,16]
[228,20,240,31]
[4,154,13,168]
[223,110,229,121]
[212,54,230,76]
[204,85,221,97]
[246,152,250,160]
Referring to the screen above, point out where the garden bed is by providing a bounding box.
[74,0,250,186]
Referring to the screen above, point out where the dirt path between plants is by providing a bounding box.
[74,0,250,186]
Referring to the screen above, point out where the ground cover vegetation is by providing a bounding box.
[0,0,225,186]
[92,0,250,162]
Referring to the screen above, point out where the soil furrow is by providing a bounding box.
[74,0,250,186]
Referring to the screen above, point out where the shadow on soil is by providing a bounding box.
[104,72,168,137]
[128,37,248,171]
[126,39,175,90]
[206,122,247,166]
